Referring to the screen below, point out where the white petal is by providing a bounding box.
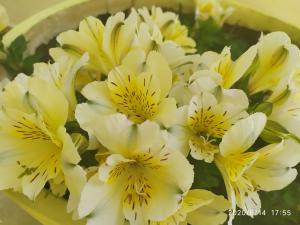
[134,120,162,154]
[169,82,193,106]
[199,51,221,68]
[220,113,267,156]
[78,174,125,225]
[81,81,117,113]
[122,49,146,75]
[0,74,30,113]
[189,70,222,94]
[186,190,230,225]
[164,125,192,156]
[221,89,249,109]
[247,140,299,191]
[91,114,134,156]
[152,98,177,128]
[176,106,189,126]
[58,127,87,213]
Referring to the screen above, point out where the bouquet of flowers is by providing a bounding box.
[0,0,300,225]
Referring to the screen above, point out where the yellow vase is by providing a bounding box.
[4,190,85,225]
[2,0,300,224]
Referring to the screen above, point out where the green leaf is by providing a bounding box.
[65,121,88,139]
[7,35,27,62]
[22,51,44,74]
[254,102,273,116]
[79,150,99,168]
[189,156,224,191]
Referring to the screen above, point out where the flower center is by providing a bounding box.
[188,103,231,138]
[11,115,52,141]
[123,174,152,209]
[216,152,259,182]
[109,73,160,123]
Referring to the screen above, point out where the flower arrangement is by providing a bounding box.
[0,1,300,225]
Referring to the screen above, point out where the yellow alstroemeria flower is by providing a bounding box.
[33,50,88,119]
[77,114,194,225]
[0,4,9,32]
[0,75,86,213]
[76,50,177,130]
[169,88,248,160]
[57,11,138,77]
[209,46,257,89]
[137,6,196,53]
[202,32,300,96]
[248,32,300,100]
[214,113,300,224]
[150,189,229,225]
[134,21,201,78]
[56,8,200,79]
[195,0,234,26]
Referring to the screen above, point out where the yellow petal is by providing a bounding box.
[28,77,68,132]
[146,51,173,99]
[103,11,138,65]
[248,32,300,96]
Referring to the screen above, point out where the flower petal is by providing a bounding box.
[247,140,299,191]
[165,124,192,156]
[78,174,125,225]
[103,11,138,66]
[81,81,117,113]
[186,190,230,225]
[146,51,173,99]
[28,77,68,131]
[220,113,267,156]
[152,98,177,128]
[89,114,134,156]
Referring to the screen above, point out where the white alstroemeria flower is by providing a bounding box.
[33,50,88,119]
[0,75,86,213]
[57,11,138,76]
[76,50,177,130]
[170,69,223,107]
[137,7,196,53]
[248,32,300,100]
[0,4,9,32]
[150,189,229,225]
[215,113,300,224]
[77,114,194,225]
[195,0,234,26]
[168,89,248,160]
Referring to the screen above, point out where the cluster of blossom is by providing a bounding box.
[0,5,300,225]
